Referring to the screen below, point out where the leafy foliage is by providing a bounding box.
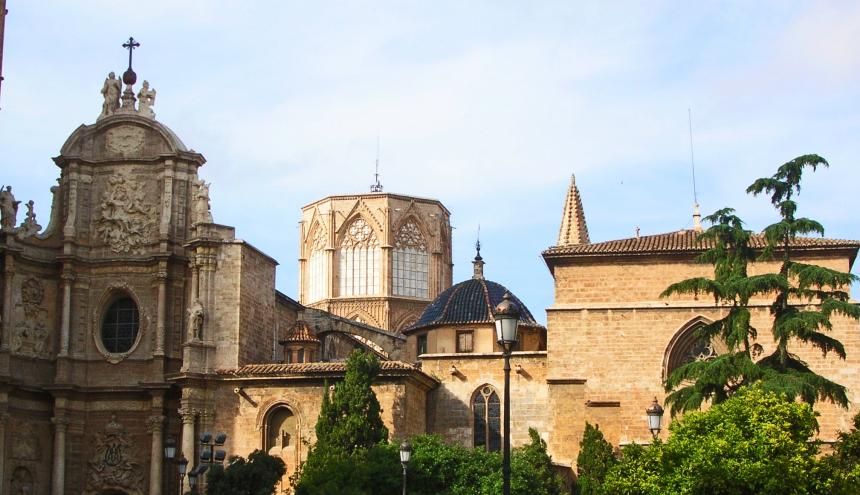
[575,423,616,495]
[603,387,821,495]
[746,154,858,407]
[812,412,860,494]
[205,449,286,495]
[315,349,389,454]
[295,430,565,495]
[661,155,857,414]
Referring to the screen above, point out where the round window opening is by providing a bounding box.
[101,297,140,353]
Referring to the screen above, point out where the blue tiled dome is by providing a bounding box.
[406,278,543,333]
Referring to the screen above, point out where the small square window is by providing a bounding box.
[457,331,474,353]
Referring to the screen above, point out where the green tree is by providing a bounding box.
[575,423,616,495]
[747,154,859,406]
[294,349,391,494]
[812,412,860,494]
[205,449,286,495]
[661,155,858,414]
[315,349,389,453]
[603,387,821,495]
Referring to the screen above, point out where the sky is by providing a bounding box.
[1,1,859,323]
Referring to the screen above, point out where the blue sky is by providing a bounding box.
[2,1,858,323]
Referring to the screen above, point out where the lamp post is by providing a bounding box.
[163,438,177,495]
[399,440,412,495]
[494,292,520,495]
[189,432,227,493]
[646,397,664,439]
[178,455,188,495]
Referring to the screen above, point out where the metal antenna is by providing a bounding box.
[370,135,383,192]
[689,108,702,232]
[688,108,698,205]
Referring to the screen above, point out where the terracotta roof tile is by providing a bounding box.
[217,360,425,377]
[543,230,860,257]
[281,321,320,343]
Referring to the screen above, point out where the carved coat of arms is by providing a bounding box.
[86,416,144,493]
[96,174,155,254]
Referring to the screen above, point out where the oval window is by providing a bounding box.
[101,297,140,353]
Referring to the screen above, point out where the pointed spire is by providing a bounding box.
[692,202,702,233]
[472,237,485,280]
[557,174,590,246]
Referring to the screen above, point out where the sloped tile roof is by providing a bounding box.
[217,360,431,379]
[281,321,320,344]
[406,278,544,333]
[543,230,860,257]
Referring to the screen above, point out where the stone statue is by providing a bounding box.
[193,178,213,225]
[100,72,122,119]
[187,299,205,339]
[17,200,41,239]
[0,185,20,232]
[137,80,156,119]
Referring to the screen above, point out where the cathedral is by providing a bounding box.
[0,61,858,495]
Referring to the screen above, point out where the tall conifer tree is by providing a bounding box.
[662,155,858,414]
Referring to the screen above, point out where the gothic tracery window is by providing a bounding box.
[339,218,381,296]
[473,385,501,452]
[393,220,429,298]
[665,319,721,379]
[307,225,328,303]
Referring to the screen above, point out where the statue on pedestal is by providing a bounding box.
[137,80,156,119]
[99,72,122,119]
[0,185,20,232]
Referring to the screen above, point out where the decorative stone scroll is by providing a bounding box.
[86,416,144,493]
[96,174,155,254]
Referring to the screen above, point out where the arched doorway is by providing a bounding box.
[263,404,301,493]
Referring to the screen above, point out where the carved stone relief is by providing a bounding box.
[96,173,155,254]
[11,421,39,461]
[105,125,146,156]
[86,416,144,493]
[12,278,51,359]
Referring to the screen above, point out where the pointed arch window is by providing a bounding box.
[393,220,428,298]
[473,385,501,452]
[664,317,723,379]
[339,218,381,296]
[307,226,328,303]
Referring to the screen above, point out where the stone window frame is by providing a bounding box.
[337,216,382,297]
[416,333,428,356]
[92,283,147,364]
[306,221,328,303]
[662,315,728,381]
[456,330,474,353]
[392,218,430,299]
[471,384,501,452]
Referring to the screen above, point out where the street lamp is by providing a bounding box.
[646,397,664,439]
[494,292,520,495]
[399,440,412,495]
[178,455,188,494]
[163,438,177,495]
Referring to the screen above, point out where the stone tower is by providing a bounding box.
[298,193,453,332]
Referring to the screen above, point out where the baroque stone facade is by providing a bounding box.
[1,70,858,495]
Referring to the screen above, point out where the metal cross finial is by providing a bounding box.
[122,37,140,70]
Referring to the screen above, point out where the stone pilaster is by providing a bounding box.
[178,407,196,494]
[1,254,13,350]
[147,414,166,495]
[59,268,74,356]
[0,411,9,492]
[51,415,70,495]
[155,269,168,356]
